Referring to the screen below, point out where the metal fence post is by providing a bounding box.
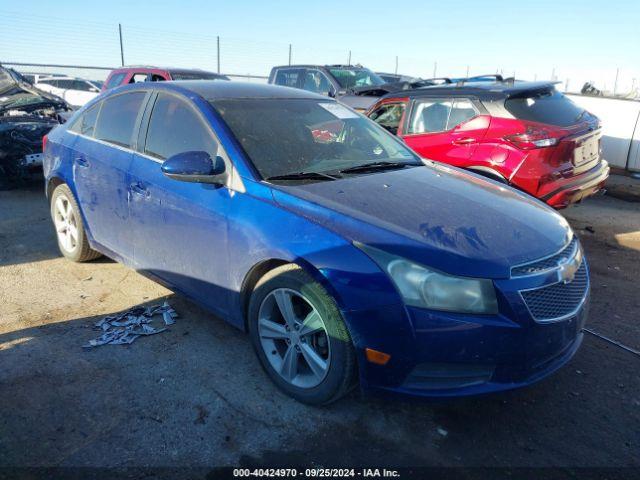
[394,56,398,75]
[288,44,292,66]
[433,61,437,77]
[217,36,220,74]
[348,51,351,66]
[614,68,619,96]
[118,23,125,67]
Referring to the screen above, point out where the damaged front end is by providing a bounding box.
[0,66,72,188]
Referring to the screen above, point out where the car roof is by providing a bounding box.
[112,66,219,73]
[383,80,559,100]
[271,64,370,70]
[39,76,84,81]
[122,80,329,100]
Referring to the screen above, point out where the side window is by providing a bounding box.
[94,92,146,148]
[302,70,333,96]
[150,74,166,82]
[369,103,406,135]
[447,99,477,129]
[105,72,126,89]
[130,73,149,83]
[408,98,452,134]
[274,68,301,88]
[144,93,217,160]
[70,103,101,137]
[57,80,74,89]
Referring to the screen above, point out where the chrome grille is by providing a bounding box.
[520,261,589,321]
[512,238,578,277]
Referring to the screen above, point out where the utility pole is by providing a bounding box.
[433,61,437,77]
[288,44,292,66]
[395,56,398,75]
[613,68,619,96]
[347,51,351,66]
[551,67,556,81]
[217,36,221,73]
[466,65,469,78]
[118,23,125,67]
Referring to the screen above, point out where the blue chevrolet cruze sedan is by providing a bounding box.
[43,81,589,404]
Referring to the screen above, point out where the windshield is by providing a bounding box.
[328,68,385,89]
[210,99,420,180]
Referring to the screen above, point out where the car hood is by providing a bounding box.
[0,68,69,115]
[270,163,572,279]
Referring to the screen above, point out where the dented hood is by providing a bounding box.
[271,164,571,279]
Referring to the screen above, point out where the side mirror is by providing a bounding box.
[161,151,227,184]
[327,89,336,98]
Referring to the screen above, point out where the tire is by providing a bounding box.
[248,264,357,405]
[50,184,102,262]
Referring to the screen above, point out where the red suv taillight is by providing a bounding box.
[503,124,560,150]
[42,134,48,152]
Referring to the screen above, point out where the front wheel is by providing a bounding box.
[248,264,357,405]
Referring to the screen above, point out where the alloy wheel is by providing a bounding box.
[258,288,331,389]
[53,194,79,254]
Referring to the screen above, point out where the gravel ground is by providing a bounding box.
[0,183,638,477]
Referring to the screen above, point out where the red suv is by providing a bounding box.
[367,78,609,208]
[102,67,229,91]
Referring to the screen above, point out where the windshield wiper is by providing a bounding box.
[339,161,420,174]
[265,171,340,182]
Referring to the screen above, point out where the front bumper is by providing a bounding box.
[540,160,610,209]
[345,263,588,399]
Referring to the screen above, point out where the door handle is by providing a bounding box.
[75,157,89,167]
[130,182,149,197]
[452,137,477,145]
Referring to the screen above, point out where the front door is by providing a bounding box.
[128,92,232,316]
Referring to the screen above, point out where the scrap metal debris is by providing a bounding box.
[83,301,178,348]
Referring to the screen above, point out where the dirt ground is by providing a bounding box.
[0,182,639,477]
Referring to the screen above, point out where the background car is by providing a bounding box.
[44,81,588,404]
[269,64,397,111]
[0,66,71,187]
[367,78,610,208]
[35,76,102,107]
[102,66,230,91]
[376,72,415,83]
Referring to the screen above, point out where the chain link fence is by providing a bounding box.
[1,10,637,97]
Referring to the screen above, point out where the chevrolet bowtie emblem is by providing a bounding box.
[557,248,582,284]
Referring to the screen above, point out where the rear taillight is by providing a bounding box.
[42,134,48,153]
[504,125,560,149]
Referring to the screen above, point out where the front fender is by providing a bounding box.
[225,180,403,329]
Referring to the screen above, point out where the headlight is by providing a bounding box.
[357,244,498,314]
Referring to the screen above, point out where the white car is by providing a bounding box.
[35,76,101,107]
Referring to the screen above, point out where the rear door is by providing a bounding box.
[70,91,148,261]
[401,96,489,166]
[128,91,232,315]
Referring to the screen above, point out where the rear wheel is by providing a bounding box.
[248,264,357,405]
[50,184,102,262]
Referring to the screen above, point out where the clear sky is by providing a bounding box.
[1,0,639,92]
